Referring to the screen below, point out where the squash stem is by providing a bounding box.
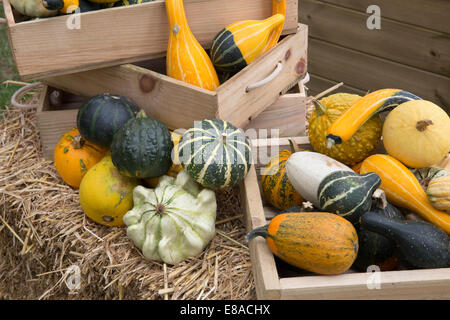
[71,134,84,149]
[246,224,269,243]
[136,110,148,119]
[312,99,327,117]
[288,139,301,153]
[416,120,433,132]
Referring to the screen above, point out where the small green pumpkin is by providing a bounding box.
[317,171,381,224]
[178,119,252,189]
[110,110,173,179]
[77,93,140,148]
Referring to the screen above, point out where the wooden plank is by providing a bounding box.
[305,0,450,34]
[279,268,450,299]
[308,38,450,112]
[217,24,308,128]
[240,167,281,300]
[246,93,307,138]
[42,64,218,131]
[300,0,450,77]
[2,0,15,25]
[7,0,298,80]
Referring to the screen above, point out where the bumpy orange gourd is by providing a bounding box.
[262,0,286,54]
[247,212,358,275]
[360,154,450,234]
[54,128,106,188]
[165,0,219,91]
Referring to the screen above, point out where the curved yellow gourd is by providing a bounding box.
[165,0,220,91]
[262,0,286,54]
[326,89,421,148]
[210,14,285,73]
[360,154,450,234]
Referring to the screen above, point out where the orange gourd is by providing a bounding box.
[247,212,358,275]
[262,0,286,54]
[54,128,106,188]
[165,0,220,91]
[360,154,450,234]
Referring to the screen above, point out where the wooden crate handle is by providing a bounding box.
[246,62,283,92]
[10,82,44,109]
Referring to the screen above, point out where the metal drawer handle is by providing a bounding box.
[246,62,283,92]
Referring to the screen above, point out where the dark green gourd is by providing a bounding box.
[317,171,381,224]
[360,211,450,269]
[110,110,173,179]
[77,93,140,148]
[354,202,404,271]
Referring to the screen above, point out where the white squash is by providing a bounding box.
[285,151,353,206]
[123,170,216,265]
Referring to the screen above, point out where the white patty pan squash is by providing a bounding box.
[123,170,217,265]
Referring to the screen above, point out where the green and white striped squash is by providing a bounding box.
[123,170,216,265]
[318,171,382,224]
[178,119,252,189]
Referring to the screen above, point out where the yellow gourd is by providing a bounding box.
[210,14,285,73]
[427,176,450,213]
[382,100,450,168]
[326,89,421,148]
[360,154,450,234]
[262,0,286,54]
[165,0,220,91]
[79,154,139,227]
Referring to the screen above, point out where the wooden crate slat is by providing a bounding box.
[307,73,367,96]
[306,0,450,34]
[4,0,299,80]
[308,38,450,112]
[300,0,450,77]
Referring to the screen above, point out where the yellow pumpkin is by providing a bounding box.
[144,130,183,188]
[54,128,106,188]
[382,100,450,168]
[79,154,139,227]
[308,93,382,166]
[165,0,220,91]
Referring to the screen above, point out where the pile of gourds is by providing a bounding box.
[53,93,253,265]
[251,91,450,275]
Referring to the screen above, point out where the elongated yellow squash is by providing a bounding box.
[262,0,286,54]
[210,14,285,73]
[165,0,220,91]
[360,154,450,234]
[326,89,421,148]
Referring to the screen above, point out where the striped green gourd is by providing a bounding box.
[77,93,140,148]
[318,171,381,224]
[178,119,252,189]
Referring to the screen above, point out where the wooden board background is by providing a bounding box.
[298,0,450,113]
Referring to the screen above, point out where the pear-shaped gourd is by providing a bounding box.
[317,171,381,224]
[210,13,285,73]
[165,0,219,91]
[123,171,217,265]
[360,211,450,269]
[10,0,57,17]
[261,0,286,54]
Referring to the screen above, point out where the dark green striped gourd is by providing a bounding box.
[178,119,252,189]
[77,93,140,148]
[317,171,381,224]
[110,110,173,179]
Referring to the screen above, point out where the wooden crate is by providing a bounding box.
[36,82,306,159]
[240,137,450,300]
[39,23,308,131]
[2,0,299,80]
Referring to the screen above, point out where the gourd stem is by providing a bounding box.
[288,138,301,153]
[136,109,148,119]
[416,120,433,132]
[71,134,84,149]
[246,224,269,243]
[312,99,327,117]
